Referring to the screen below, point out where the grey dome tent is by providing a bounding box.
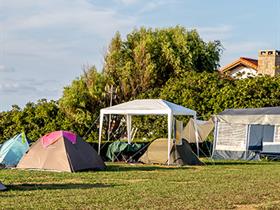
[139,138,203,165]
[212,107,280,160]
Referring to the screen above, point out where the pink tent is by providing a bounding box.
[42,130,77,147]
[18,130,105,172]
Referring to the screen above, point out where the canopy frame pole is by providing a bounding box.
[167,112,173,165]
[194,114,199,157]
[126,114,132,144]
[98,113,104,155]
[107,85,114,141]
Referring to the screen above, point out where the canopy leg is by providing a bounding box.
[194,115,199,157]
[127,115,132,144]
[167,113,173,165]
[98,113,104,155]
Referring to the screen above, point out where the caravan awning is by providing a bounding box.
[216,107,280,125]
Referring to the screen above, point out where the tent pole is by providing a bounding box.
[107,85,113,141]
[194,114,199,157]
[167,113,172,165]
[127,115,132,144]
[98,113,104,155]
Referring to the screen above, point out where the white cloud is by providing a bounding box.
[194,25,233,41]
[0,0,138,77]
[0,77,59,96]
[197,25,232,34]
[0,65,15,73]
[115,0,139,5]
[137,0,175,14]
[0,0,136,37]
[223,41,268,54]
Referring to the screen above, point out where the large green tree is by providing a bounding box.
[59,26,222,140]
[104,26,222,102]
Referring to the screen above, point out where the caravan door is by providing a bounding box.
[248,125,274,151]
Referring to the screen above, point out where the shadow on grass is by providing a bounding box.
[105,164,195,172]
[7,183,114,191]
[204,160,277,166]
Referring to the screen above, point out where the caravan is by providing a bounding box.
[212,107,280,160]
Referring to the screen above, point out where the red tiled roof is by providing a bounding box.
[220,57,258,73]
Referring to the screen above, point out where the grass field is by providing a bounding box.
[1,161,280,209]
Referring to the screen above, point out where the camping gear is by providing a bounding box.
[212,107,280,160]
[106,141,144,162]
[0,133,29,167]
[182,118,214,143]
[98,99,199,165]
[17,131,105,172]
[0,182,6,191]
[139,138,203,165]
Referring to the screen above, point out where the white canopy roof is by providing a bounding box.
[100,99,196,116]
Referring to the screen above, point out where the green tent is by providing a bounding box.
[106,141,144,162]
[139,138,203,166]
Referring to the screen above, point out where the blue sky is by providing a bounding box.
[0,0,280,111]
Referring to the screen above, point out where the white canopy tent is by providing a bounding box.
[98,99,199,165]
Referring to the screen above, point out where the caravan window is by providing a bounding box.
[262,125,275,142]
[250,125,274,143]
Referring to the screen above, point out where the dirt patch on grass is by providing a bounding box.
[125,179,150,183]
[234,204,257,209]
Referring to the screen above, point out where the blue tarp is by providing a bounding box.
[0,133,30,166]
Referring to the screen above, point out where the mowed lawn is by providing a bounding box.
[1,161,280,209]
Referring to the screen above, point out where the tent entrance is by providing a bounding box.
[248,125,274,151]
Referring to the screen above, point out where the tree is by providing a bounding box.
[58,26,223,141]
[0,99,69,143]
[104,26,222,102]
[59,66,110,141]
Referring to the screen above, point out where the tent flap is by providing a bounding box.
[182,118,214,143]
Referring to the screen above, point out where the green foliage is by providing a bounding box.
[104,26,222,102]
[162,73,280,117]
[59,66,109,141]
[0,99,71,143]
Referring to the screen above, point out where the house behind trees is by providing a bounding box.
[220,50,280,79]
